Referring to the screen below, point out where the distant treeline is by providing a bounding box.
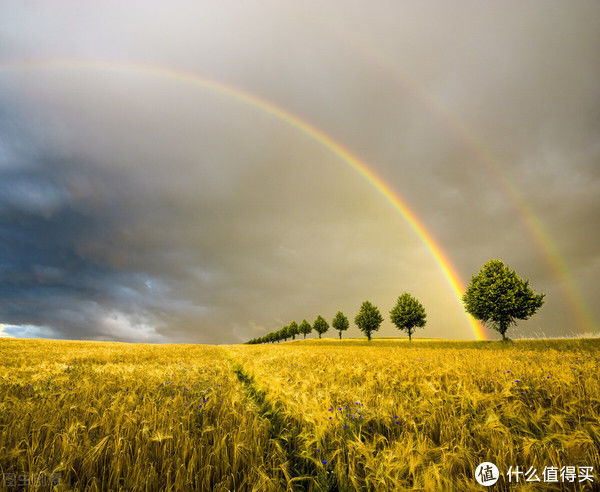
[246,294,426,344]
[245,260,545,344]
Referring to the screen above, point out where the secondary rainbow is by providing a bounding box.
[0,58,487,339]
[309,19,597,333]
[363,50,597,333]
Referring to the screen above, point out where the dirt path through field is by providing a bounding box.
[223,349,337,491]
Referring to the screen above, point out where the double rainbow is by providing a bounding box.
[4,58,538,340]
[319,28,597,334]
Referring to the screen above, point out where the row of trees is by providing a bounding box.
[246,259,546,343]
[246,293,427,344]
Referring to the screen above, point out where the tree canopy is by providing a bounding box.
[299,319,312,339]
[354,301,383,341]
[332,311,349,339]
[463,259,545,341]
[289,321,299,340]
[389,293,426,342]
[280,326,289,341]
[313,315,329,338]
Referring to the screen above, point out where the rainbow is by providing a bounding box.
[0,58,487,339]
[386,67,597,333]
[306,18,597,333]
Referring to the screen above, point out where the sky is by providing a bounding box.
[0,1,598,343]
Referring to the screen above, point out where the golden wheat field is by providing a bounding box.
[0,338,599,491]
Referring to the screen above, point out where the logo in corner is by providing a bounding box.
[475,462,500,486]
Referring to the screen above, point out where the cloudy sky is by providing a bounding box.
[0,1,598,343]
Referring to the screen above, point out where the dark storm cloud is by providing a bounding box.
[0,128,169,340]
[0,1,599,341]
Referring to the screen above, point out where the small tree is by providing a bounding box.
[332,311,349,339]
[390,293,426,342]
[299,319,312,339]
[280,326,289,342]
[289,321,299,340]
[313,315,329,338]
[355,301,383,341]
[463,259,545,341]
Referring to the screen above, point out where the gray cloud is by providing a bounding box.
[0,1,598,342]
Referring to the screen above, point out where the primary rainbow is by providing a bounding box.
[367,54,598,334]
[0,58,487,339]
[308,19,597,333]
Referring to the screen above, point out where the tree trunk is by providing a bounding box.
[367,332,371,341]
[338,331,342,339]
[500,321,508,341]
[303,334,306,339]
[409,331,412,342]
[318,333,321,338]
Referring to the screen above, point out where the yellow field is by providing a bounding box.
[1,338,599,491]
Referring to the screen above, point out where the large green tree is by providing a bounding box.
[463,259,545,341]
[332,311,349,339]
[313,315,329,338]
[390,293,426,342]
[354,301,383,341]
[299,319,312,339]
